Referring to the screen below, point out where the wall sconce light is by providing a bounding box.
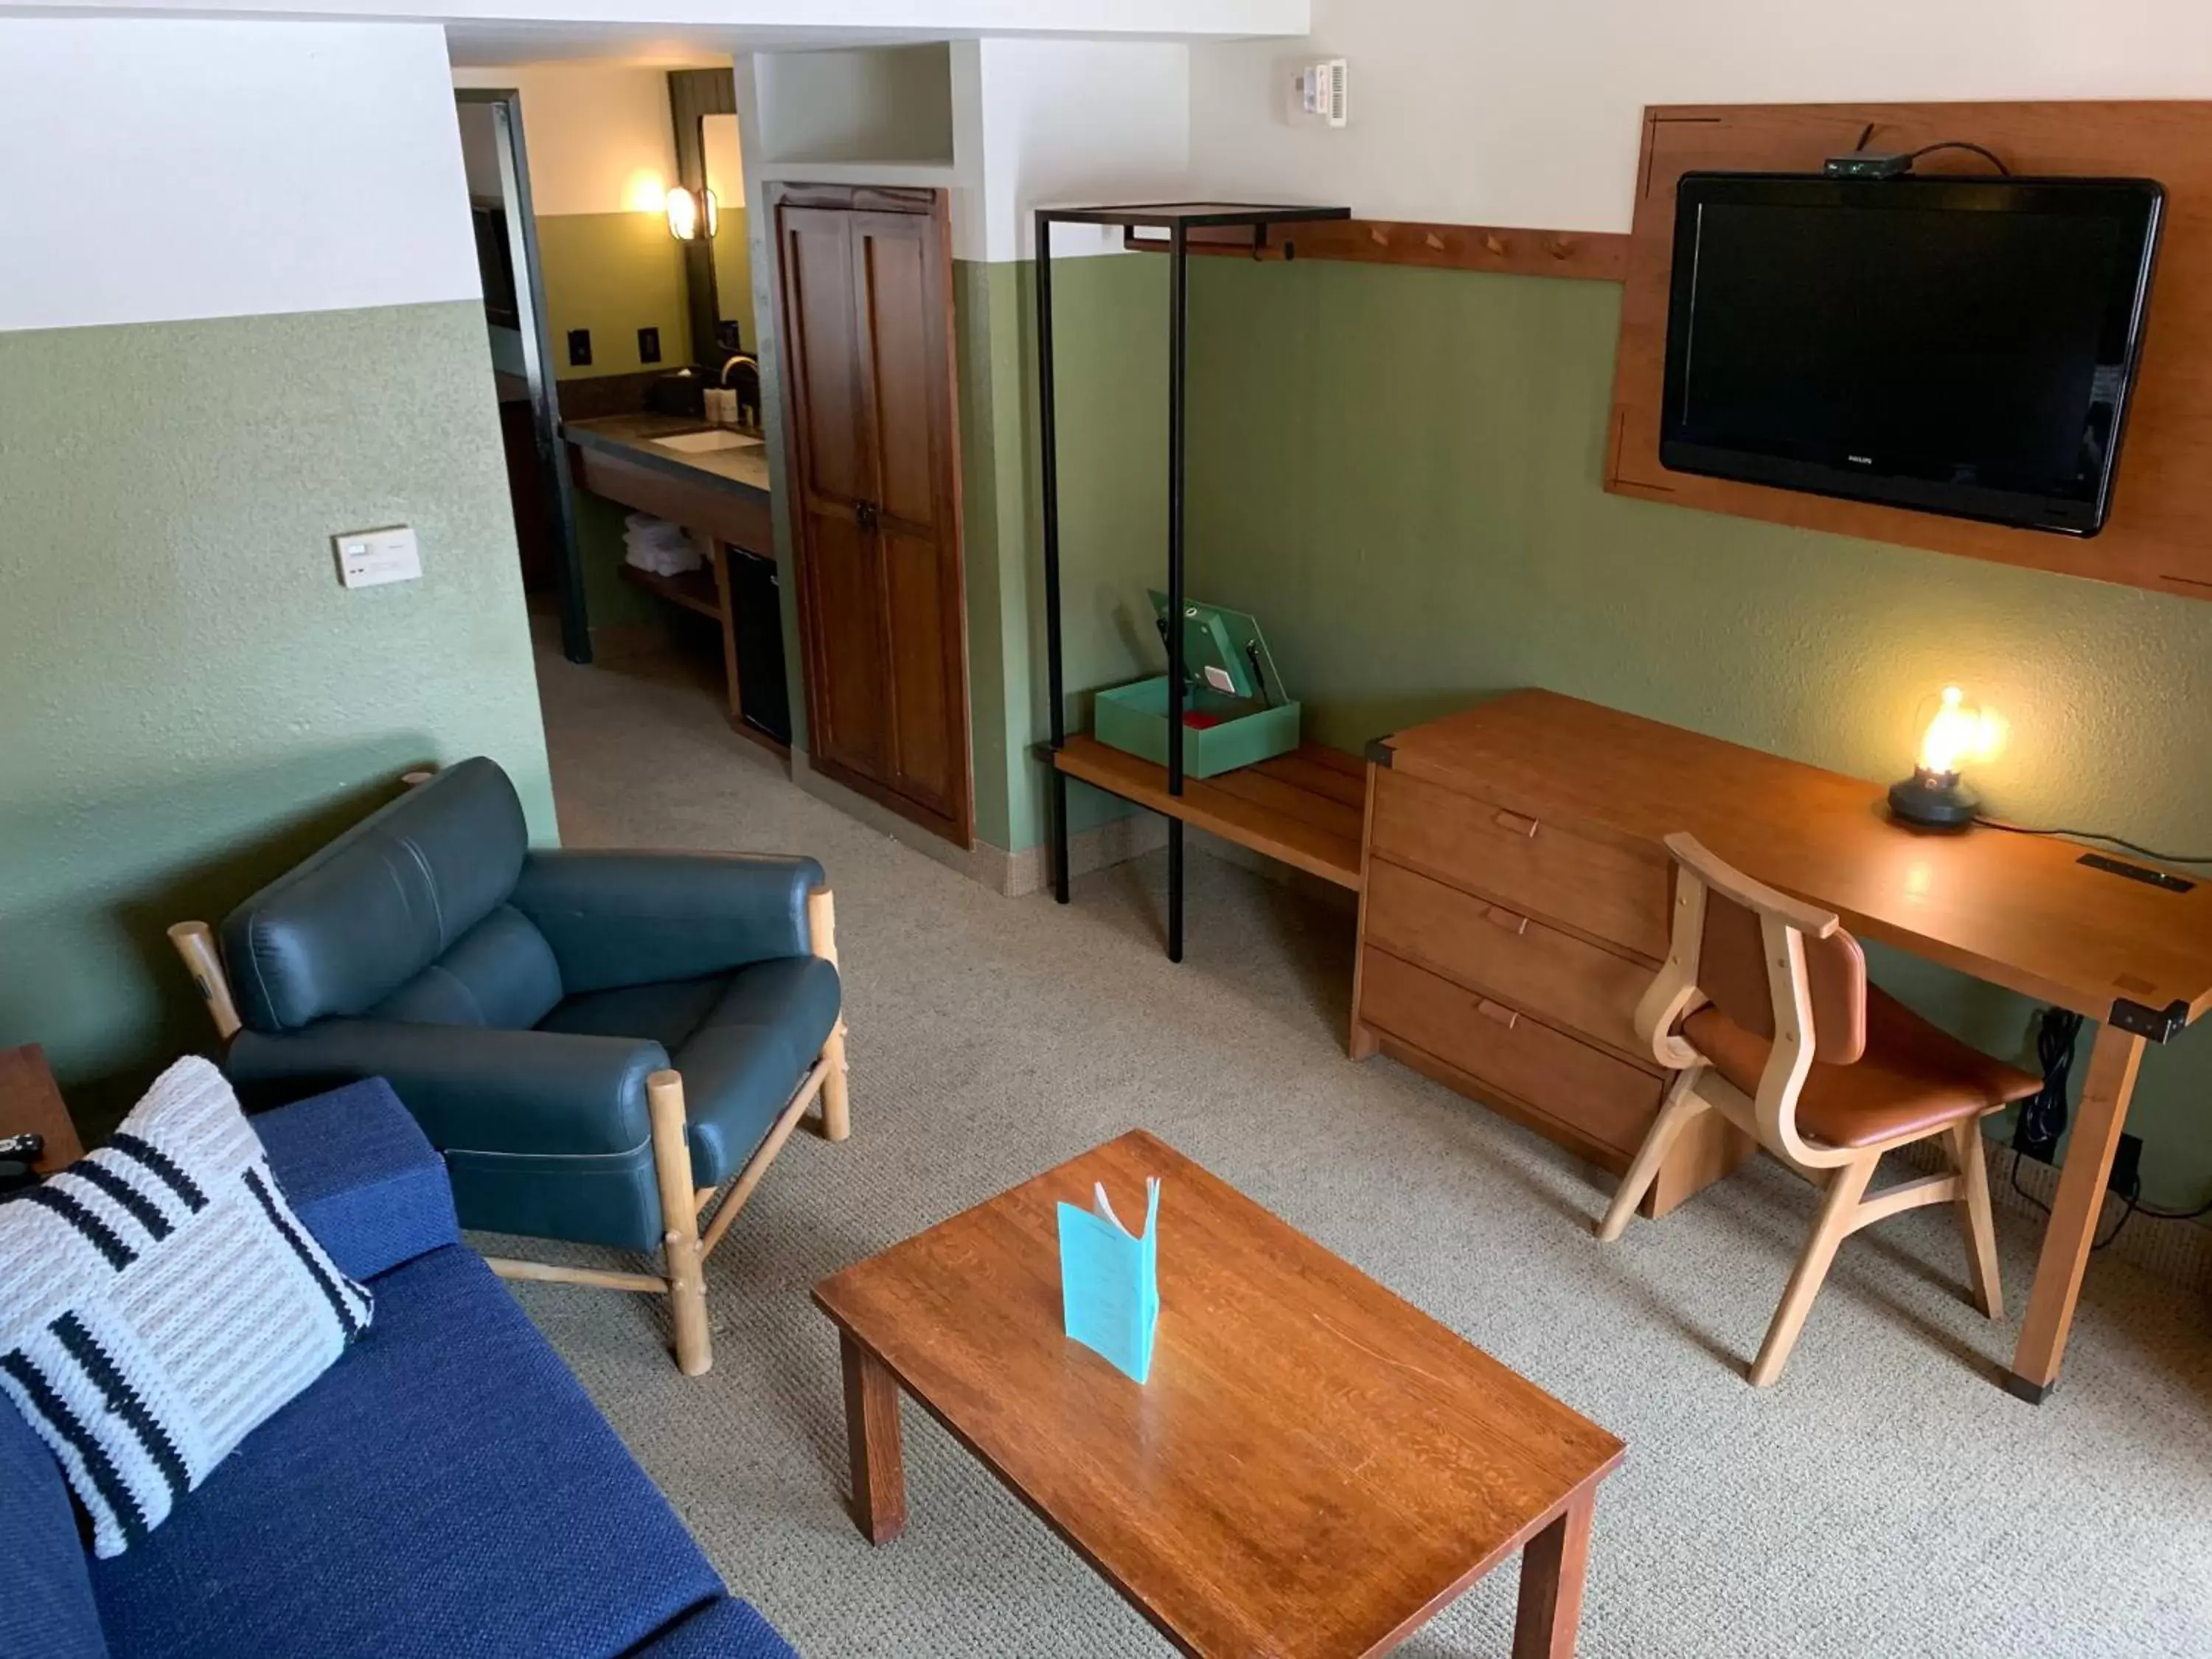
[667,186,718,242]
[1888,685,2003,830]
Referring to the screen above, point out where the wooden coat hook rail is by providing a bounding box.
[1126,217,1629,282]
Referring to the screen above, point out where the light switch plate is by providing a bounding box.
[334,526,420,589]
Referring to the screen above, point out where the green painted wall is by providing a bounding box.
[1161,257,2212,1209]
[955,254,1168,853]
[536,211,692,380]
[0,300,556,1134]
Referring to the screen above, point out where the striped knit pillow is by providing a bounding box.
[0,1056,372,1557]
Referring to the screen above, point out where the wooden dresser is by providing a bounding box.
[1352,693,1750,1215]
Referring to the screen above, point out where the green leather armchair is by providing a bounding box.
[171,757,851,1376]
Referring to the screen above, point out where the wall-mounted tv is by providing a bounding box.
[1660,172,2163,535]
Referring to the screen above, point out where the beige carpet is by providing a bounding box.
[505,624,2212,1658]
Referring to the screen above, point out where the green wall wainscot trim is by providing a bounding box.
[0,299,555,1136]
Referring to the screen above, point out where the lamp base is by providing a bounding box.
[1888,768,1979,830]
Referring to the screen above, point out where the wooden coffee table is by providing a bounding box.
[813,1131,1624,1658]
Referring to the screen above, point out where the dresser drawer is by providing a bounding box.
[1359,947,1665,1158]
[1368,768,1669,959]
[1362,858,1658,1068]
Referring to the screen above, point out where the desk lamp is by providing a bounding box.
[1888,685,2000,830]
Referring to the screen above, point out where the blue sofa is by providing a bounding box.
[5,1080,796,1659]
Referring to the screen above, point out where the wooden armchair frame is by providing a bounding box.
[1598,833,2002,1386]
[167,887,852,1379]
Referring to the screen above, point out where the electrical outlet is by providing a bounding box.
[2109,1132,2143,1197]
[567,328,592,367]
[638,326,661,364]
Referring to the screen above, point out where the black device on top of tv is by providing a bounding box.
[1660,170,2163,535]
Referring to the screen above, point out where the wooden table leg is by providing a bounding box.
[2007,1023,2146,1403]
[706,540,745,729]
[1512,1486,1596,1659]
[840,1330,907,1544]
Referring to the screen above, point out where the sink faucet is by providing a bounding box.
[717,353,758,387]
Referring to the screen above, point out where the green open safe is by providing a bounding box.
[1091,593,1301,778]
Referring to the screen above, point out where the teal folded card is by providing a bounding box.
[1057,1177,1161,1383]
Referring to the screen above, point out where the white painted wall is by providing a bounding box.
[452,62,678,216]
[967,38,1191,262]
[0,19,479,333]
[1189,0,2212,231]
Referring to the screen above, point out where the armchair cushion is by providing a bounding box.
[512,850,825,995]
[221,760,530,1034]
[249,1079,459,1281]
[542,956,840,1186]
[367,904,563,1032]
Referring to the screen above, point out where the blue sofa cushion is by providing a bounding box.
[540,956,840,1186]
[251,1079,459,1281]
[630,1594,798,1658]
[87,1245,723,1659]
[1,1380,108,1659]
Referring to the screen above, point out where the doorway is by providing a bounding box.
[454,87,590,664]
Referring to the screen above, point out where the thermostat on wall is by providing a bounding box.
[1290,58,1348,128]
[333,526,420,589]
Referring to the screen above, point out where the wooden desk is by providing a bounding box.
[815,1130,1623,1658]
[1366,690,2212,1401]
[0,1043,83,1174]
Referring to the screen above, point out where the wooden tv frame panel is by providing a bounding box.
[1607,102,2212,602]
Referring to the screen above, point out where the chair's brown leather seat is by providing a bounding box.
[1683,985,2041,1150]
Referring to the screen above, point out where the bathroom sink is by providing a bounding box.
[653,428,762,455]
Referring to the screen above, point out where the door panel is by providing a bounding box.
[880,524,956,813]
[850,213,940,533]
[802,506,890,782]
[781,207,868,510]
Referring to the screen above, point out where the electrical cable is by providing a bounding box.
[1972,815,2212,867]
[1903,141,2011,175]
[2000,1004,2209,1249]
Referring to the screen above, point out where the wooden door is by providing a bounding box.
[776,185,972,846]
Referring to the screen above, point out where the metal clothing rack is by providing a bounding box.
[1034,202,1352,961]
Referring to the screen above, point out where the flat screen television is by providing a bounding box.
[1660,172,2163,535]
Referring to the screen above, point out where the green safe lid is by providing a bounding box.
[1147,591,1291,709]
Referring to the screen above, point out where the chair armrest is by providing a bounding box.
[227,1021,666,1159]
[250,1079,459,1279]
[510,849,826,995]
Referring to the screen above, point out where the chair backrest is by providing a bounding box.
[1635,832,1868,1166]
[220,759,559,1034]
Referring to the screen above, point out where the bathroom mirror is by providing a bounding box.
[700,113,755,358]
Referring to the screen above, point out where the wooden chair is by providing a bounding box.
[1599,832,2039,1385]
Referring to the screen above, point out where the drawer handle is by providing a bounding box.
[1475,998,1520,1031]
[1484,904,1530,936]
[1493,807,1539,838]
